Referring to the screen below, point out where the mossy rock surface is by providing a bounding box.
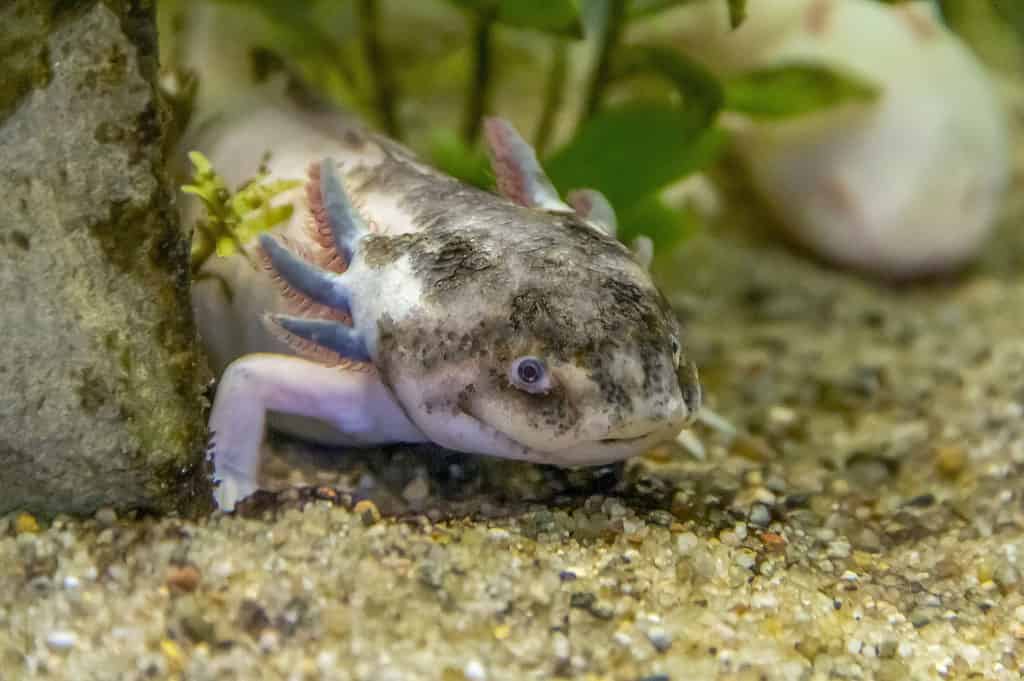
[0,0,210,516]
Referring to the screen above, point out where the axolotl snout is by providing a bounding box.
[189,112,701,511]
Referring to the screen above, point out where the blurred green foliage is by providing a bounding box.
[545,103,726,240]
[172,0,1017,254]
[724,64,879,119]
[992,1,1024,39]
[447,0,584,37]
[628,0,745,27]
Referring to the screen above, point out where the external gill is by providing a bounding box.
[261,158,373,366]
[482,117,652,269]
[309,158,369,266]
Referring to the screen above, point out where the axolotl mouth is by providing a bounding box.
[460,405,692,464]
[458,402,695,467]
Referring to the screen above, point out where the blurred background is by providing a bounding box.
[160,0,1023,279]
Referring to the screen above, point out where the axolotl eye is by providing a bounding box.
[509,357,552,394]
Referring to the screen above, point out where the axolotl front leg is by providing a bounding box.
[207,159,428,511]
[209,355,425,510]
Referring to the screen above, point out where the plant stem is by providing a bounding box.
[358,0,401,139]
[580,0,625,125]
[534,40,568,156]
[462,7,497,145]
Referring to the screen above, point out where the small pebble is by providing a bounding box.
[735,549,757,571]
[94,507,118,526]
[748,504,771,528]
[646,627,673,653]
[934,445,966,477]
[760,532,787,551]
[166,564,202,592]
[486,528,511,542]
[354,500,381,525]
[180,614,216,644]
[878,640,899,659]
[464,659,486,681]
[730,434,774,461]
[675,429,705,459]
[15,512,39,535]
[46,630,77,651]
[827,540,852,559]
[676,532,699,555]
[402,477,430,503]
[552,632,570,661]
[160,640,185,673]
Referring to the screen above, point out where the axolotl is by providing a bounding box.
[187,107,702,511]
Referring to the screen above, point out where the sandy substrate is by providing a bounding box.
[2,193,1024,681]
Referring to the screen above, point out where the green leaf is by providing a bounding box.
[544,101,727,209]
[182,151,300,262]
[627,0,741,24]
[615,47,724,130]
[627,0,700,19]
[619,194,701,250]
[425,128,493,189]
[724,62,880,119]
[992,0,1024,41]
[498,0,583,38]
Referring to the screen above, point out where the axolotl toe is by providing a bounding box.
[188,111,701,511]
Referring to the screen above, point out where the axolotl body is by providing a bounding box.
[188,107,701,511]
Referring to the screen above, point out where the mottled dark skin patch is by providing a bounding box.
[353,138,686,439]
[343,129,365,150]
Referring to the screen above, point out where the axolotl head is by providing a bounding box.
[262,118,701,466]
[368,206,701,466]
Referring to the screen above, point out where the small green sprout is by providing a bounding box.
[183,151,301,273]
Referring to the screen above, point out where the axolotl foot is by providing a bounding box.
[212,467,260,512]
[207,354,426,511]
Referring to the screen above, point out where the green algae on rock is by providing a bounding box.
[0,0,211,516]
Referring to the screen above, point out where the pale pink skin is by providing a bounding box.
[187,107,698,511]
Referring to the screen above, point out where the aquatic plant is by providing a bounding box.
[164,0,882,249]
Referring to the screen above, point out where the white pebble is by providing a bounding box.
[751,593,778,609]
[676,532,699,555]
[646,627,673,652]
[317,651,338,673]
[676,429,706,460]
[552,633,570,661]
[45,630,77,651]
[486,528,511,542]
[959,645,981,665]
[464,659,487,681]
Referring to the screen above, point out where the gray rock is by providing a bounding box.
[0,1,210,516]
